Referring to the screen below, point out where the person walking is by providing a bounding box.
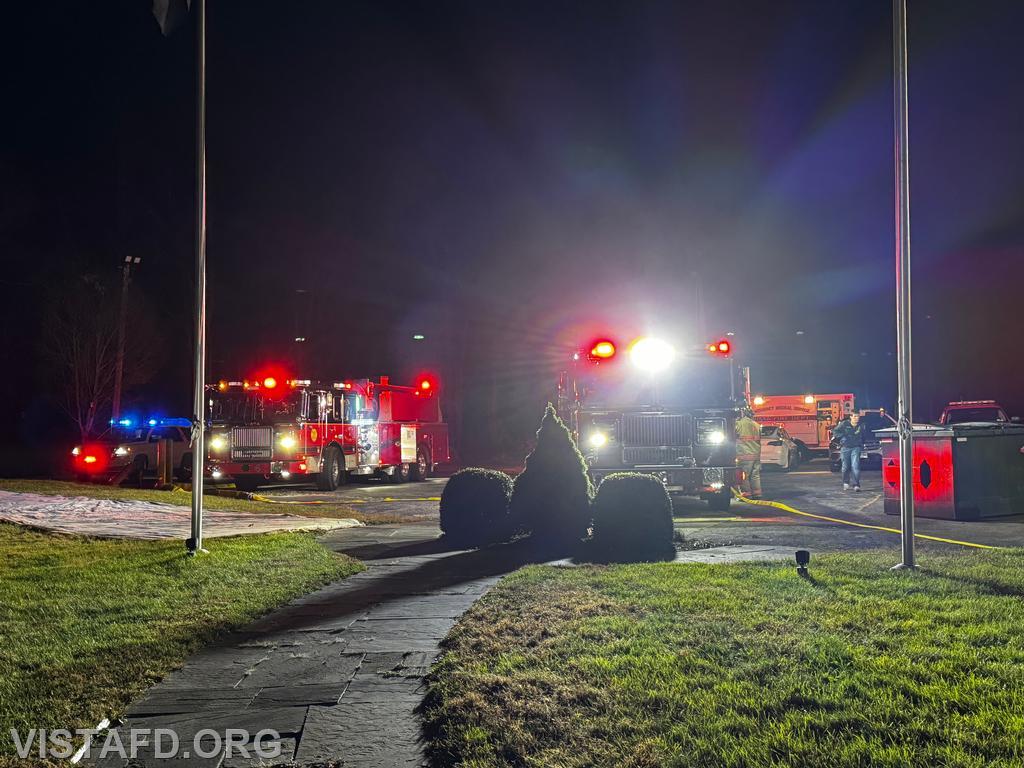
[833,413,867,491]
[735,407,762,499]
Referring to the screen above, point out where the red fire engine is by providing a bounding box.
[206,373,449,491]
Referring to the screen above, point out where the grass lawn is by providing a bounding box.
[425,550,1024,768]
[0,523,362,760]
[0,478,404,524]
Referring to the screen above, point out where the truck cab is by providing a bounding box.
[939,400,1012,425]
[559,337,740,510]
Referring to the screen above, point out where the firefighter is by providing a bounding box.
[735,406,762,498]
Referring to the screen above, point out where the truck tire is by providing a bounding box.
[387,462,412,484]
[410,447,430,482]
[235,475,261,492]
[707,488,732,511]
[316,446,343,491]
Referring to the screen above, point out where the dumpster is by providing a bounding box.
[879,423,1024,520]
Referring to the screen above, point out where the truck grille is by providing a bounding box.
[230,426,273,460]
[620,413,691,447]
[624,447,694,466]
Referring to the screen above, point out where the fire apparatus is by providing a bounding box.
[558,336,741,510]
[750,392,855,456]
[206,373,449,491]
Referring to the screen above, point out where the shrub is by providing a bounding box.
[509,404,593,544]
[590,472,674,561]
[439,468,513,546]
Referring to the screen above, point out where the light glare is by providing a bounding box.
[630,337,675,372]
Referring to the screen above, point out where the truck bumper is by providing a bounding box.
[206,460,312,479]
[590,465,740,494]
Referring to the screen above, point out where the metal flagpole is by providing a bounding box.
[188,0,207,555]
[892,0,915,569]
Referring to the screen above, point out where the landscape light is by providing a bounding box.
[796,550,810,576]
[629,337,675,373]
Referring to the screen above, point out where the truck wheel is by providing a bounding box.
[707,488,732,511]
[410,448,430,481]
[316,446,342,491]
[387,462,412,484]
[177,454,193,482]
[235,475,261,492]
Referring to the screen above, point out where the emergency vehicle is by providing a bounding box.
[750,392,855,456]
[205,373,449,491]
[71,416,193,483]
[558,336,741,510]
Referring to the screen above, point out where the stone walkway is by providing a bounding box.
[86,526,798,767]
[0,491,362,539]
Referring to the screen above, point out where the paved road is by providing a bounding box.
[254,477,447,521]
[673,460,1024,552]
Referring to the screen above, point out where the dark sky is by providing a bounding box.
[2,0,1023,463]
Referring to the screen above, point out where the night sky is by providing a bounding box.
[3,0,1023,468]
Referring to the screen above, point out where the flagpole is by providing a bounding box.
[892,0,915,569]
[188,0,207,555]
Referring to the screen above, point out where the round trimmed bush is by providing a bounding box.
[439,468,513,546]
[509,404,593,545]
[590,473,674,561]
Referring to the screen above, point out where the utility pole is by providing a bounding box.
[112,255,142,421]
[892,0,915,569]
[188,0,208,556]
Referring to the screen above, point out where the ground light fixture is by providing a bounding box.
[629,337,675,372]
[796,550,810,576]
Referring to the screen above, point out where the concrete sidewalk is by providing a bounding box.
[88,525,799,767]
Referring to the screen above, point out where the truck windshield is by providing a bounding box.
[579,357,735,409]
[945,408,1005,424]
[210,390,305,423]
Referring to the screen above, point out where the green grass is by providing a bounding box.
[425,551,1024,768]
[0,478,404,523]
[0,523,363,760]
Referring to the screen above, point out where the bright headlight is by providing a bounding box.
[629,337,675,373]
[209,435,227,451]
[588,431,608,448]
[114,446,130,457]
[279,435,297,450]
[71,446,81,456]
[707,430,725,445]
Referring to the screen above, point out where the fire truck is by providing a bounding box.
[206,373,449,491]
[750,392,855,456]
[558,336,741,510]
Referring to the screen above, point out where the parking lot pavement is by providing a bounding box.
[672,460,1024,553]
[251,477,445,521]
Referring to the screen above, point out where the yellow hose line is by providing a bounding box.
[733,493,999,550]
[250,494,441,505]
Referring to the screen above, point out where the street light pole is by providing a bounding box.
[188,0,207,555]
[112,255,141,421]
[893,0,915,569]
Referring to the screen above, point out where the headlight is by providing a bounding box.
[114,446,130,457]
[71,446,81,456]
[279,435,297,450]
[209,435,227,451]
[696,418,727,445]
[588,431,608,448]
[629,337,675,373]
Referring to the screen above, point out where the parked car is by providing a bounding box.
[828,411,889,472]
[938,399,1014,425]
[71,417,193,483]
[760,425,801,471]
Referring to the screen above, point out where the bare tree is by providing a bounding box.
[41,273,159,441]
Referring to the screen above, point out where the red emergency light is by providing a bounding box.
[263,377,278,389]
[585,339,617,362]
[419,379,432,391]
[707,340,732,355]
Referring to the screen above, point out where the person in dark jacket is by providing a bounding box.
[832,413,868,491]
